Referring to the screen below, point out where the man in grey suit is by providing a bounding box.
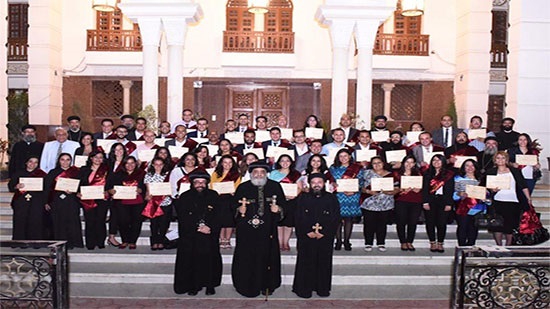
[431,115,462,148]
[327,114,358,143]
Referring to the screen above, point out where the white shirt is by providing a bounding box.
[494,172,519,202]
[441,127,453,147]
[341,127,351,141]
[421,144,434,163]
[294,143,309,156]
[40,140,80,173]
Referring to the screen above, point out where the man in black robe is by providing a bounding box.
[8,125,44,179]
[173,170,222,296]
[232,162,286,298]
[292,173,340,298]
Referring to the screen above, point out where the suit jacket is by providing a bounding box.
[40,140,80,173]
[234,142,262,155]
[327,127,358,143]
[411,144,445,165]
[187,130,209,139]
[431,127,462,148]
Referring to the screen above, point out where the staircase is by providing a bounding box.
[1,182,549,306]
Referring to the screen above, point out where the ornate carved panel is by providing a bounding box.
[226,86,289,127]
[487,95,505,132]
[391,85,422,121]
[234,93,254,108]
[92,81,123,117]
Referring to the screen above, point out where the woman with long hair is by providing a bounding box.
[105,142,127,247]
[329,148,365,251]
[299,154,332,192]
[194,145,212,169]
[303,115,327,145]
[453,159,482,246]
[403,122,424,147]
[269,154,303,251]
[483,151,532,246]
[153,147,175,171]
[143,157,172,250]
[507,133,541,194]
[210,155,242,249]
[360,156,395,252]
[75,132,97,157]
[107,156,146,249]
[213,139,243,166]
[239,152,259,182]
[79,150,110,249]
[422,154,455,253]
[394,155,423,251]
[44,153,83,249]
[169,152,198,198]
[8,156,47,242]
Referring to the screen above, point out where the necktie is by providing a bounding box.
[200,132,205,138]
[444,128,449,147]
[56,142,63,158]
[185,123,189,128]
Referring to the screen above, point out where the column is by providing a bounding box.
[163,19,187,125]
[328,21,354,128]
[28,0,63,125]
[454,0,492,128]
[137,18,162,120]
[0,0,7,142]
[119,80,133,115]
[507,0,550,168]
[381,83,395,120]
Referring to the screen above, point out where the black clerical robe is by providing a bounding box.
[8,141,44,178]
[293,191,340,298]
[173,188,222,294]
[231,180,286,297]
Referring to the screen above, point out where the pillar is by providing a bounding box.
[163,19,187,125]
[381,83,395,120]
[137,18,162,120]
[328,21,354,128]
[454,0,492,128]
[0,0,7,143]
[119,80,133,115]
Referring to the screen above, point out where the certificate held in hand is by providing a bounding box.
[355,149,377,162]
[385,149,407,163]
[370,177,394,192]
[336,179,359,192]
[112,185,137,200]
[516,154,538,166]
[280,183,298,197]
[244,148,265,160]
[305,127,324,140]
[148,182,172,196]
[212,181,236,195]
[19,177,43,192]
[486,175,511,190]
[465,185,487,200]
[371,131,389,143]
[178,183,191,195]
[55,178,80,193]
[74,155,88,168]
[453,156,477,168]
[80,185,105,200]
[400,176,423,189]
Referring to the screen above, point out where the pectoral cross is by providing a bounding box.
[239,197,250,217]
[24,194,32,202]
[312,223,323,233]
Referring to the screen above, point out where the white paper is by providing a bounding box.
[205,168,215,176]
[80,185,105,200]
[96,139,115,153]
[400,176,423,189]
[280,183,298,197]
[112,185,137,200]
[465,185,487,200]
[148,182,172,196]
[133,141,146,147]
[178,182,191,195]
[212,181,236,194]
[370,177,394,192]
[225,132,244,145]
[154,138,171,147]
[305,127,324,140]
[19,177,43,192]
[336,179,359,192]
[165,229,179,241]
[454,156,477,168]
[424,151,445,164]
[406,131,423,144]
[280,128,294,141]
[243,147,265,160]
[168,146,189,159]
[385,149,407,163]
[190,137,209,145]
[486,175,511,190]
[255,130,271,142]
[55,178,80,193]
[138,149,157,162]
[468,129,486,140]
[516,155,538,166]
[205,145,219,157]
[371,131,389,142]
[74,155,88,168]
[355,149,377,162]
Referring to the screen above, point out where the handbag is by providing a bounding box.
[513,205,550,245]
[474,202,503,229]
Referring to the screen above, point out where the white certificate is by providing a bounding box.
[465,185,487,200]
[190,137,208,145]
[133,141,145,147]
[205,168,215,175]
[280,128,293,141]
[80,185,105,200]
[325,147,343,167]
[280,183,298,197]
[336,179,359,192]
[516,154,538,166]
[370,177,394,192]
[19,177,43,192]
[178,182,191,195]
[355,149,377,162]
[74,155,88,168]
[454,156,477,168]
[205,145,219,156]
[255,130,271,142]
[112,185,137,200]
[371,131,389,142]
[385,149,407,163]
[468,129,486,140]
[138,149,157,162]
[406,131,423,144]
[305,127,324,140]
[154,138,172,147]
[55,178,80,193]
[96,139,115,153]
[400,176,423,189]
[243,147,265,160]
[486,175,511,190]
[165,229,179,241]
[168,146,189,159]
[212,181,235,195]
[225,132,244,145]
[266,146,287,159]
[148,182,172,196]
[424,151,444,164]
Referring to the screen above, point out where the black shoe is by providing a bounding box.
[334,241,342,251]
[98,244,105,249]
[205,288,215,295]
[344,243,352,251]
[317,291,330,297]
[187,290,198,296]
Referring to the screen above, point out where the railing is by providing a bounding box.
[7,38,28,61]
[0,240,69,308]
[452,246,550,308]
[223,31,294,53]
[373,33,429,56]
[491,43,507,68]
[87,29,142,51]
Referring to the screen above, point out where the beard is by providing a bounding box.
[23,135,36,143]
[485,147,497,156]
[251,176,267,187]
[312,187,324,196]
[501,125,513,132]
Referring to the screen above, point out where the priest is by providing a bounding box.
[173,170,222,296]
[292,173,340,298]
[232,162,286,298]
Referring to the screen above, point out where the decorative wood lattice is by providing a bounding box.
[491,10,508,68]
[391,85,422,121]
[233,111,252,121]
[8,4,28,61]
[487,95,505,132]
[130,81,143,114]
[262,112,281,128]
[261,93,282,108]
[235,93,253,108]
[371,85,385,118]
[92,81,123,117]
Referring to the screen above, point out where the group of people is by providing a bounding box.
[7,109,542,298]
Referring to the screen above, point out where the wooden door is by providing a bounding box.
[226,85,289,127]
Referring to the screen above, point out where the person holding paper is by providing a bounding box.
[321,128,350,156]
[360,156,396,252]
[238,152,259,182]
[482,151,532,246]
[444,131,478,170]
[422,154,455,253]
[254,115,269,131]
[113,125,137,155]
[44,153,83,249]
[213,139,243,165]
[380,131,408,170]
[327,114,358,143]
[8,124,44,179]
[236,113,254,133]
[234,129,262,156]
[75,132,100,158]
[353,130,382,168]
[292,173,340,298]
[143,157,172,250]
[412,132,445,172]
[303,115,327,145]
[402,122,424,147]
[193,145,212,169]
[169,152,198,199]
[394,155,423,251]
[8,156,47,242]
[187,117,209,139]
[431,115,462,148]
[290,129,311,173]
[210,155,242,249]
[165,125,198,152]
[453,159,483,246]
[106,156,146,250]
[173,170,222,296]
[78,151,109,250]
[464,115,495,151]
[171,109,197,132]
[507,133,541,194]
[105,143,127,247]
[268,154,303,251]
[298,154,334,192]
[261,127,292,165]
[153,147,176,171]
[477,137,499,175]
[329,148,365,251]
[128,117,147,141]
[371,115,389,132]
[66,115,91,145]
[131,129,160,168]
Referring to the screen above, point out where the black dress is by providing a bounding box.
[8,169,47,240]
